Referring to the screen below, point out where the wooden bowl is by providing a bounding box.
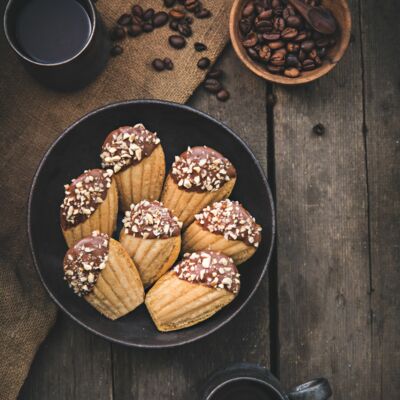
[229,0,352,85]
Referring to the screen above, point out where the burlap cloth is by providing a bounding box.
[0,0,232,398]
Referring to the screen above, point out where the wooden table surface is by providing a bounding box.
[18,0,399,398]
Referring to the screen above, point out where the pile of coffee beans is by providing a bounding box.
[238,0,338,78]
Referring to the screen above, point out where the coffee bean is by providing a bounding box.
[194,42,207,52]
[242,2,255,18]
[247,47,259,60]
[132,15,142,25]
[313,123,325,135]
[301,40,315,52]
[270,51,285,66]
[294,31,308,42]
[269,40,285,49]
[169,8,186,19]
[216,89,230,102]
[110,26,126,41]
[266,64,283,74]
[169,34,186,49]
[169,20,179,31]
[309,49,317,59]
[239,18,252,35]
[298,49,307,62]
[143,23,154,32]
[185,0,198,12]
[263,33,281,41]
[164,0,176,7]
[258,45,271,62]
[286,15,302,28]
[242,32,258,48]
[272,0,281,8]
[143,8,155,21]
[258,9,273,20]
[281,27,298,39]
[195,8,211,18]
[256,19,273,32]
[284,67,300,77]
[132,5,143,17]
[163,57,174,70]
[184,16,194,24]
[127,24,142,37]
[153,12,169,27]
[110,45,123,56]
[286,42,300,52]
[274,17,285,31]
[152,58,165,71]
[283,6,296,19]
[118,13,132,26]
[207,68,223,79]
[302,58,316,70]
[197,57,210,69]
[178,23,192,37]
[203,78,222,93]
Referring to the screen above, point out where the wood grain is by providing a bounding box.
[111,45,270,400]
[273,0,373,397]
[361,0,400,398]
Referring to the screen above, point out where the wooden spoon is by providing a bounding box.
[288,0,338,35]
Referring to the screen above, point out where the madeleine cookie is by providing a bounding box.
[100,124,165,210]
[161,146,236,228]
[182,200,262,265]
[119,200,182,288]
[60,169,118,248]
[145,251,240,332]
[63,232,144,320]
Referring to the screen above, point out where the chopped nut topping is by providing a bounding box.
[60,169,113,229]
[63,231,109,296]
[194,199,262,247]
[173,251,240,294]
[100,124,160,173]
[123,200,182,239]
[171,146,236,192]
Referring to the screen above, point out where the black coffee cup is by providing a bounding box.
[3,0,110,91]
[203,363,332,400]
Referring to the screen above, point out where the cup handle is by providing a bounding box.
[286,378,332,400]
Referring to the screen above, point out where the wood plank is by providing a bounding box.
[274,0,373,397]
[18,314,113,400]
[111,45,271,400]
[361,0,400,398]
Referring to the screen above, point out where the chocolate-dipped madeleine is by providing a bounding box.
[145,251,240,332]
[182,200,262,265]
[120,200,182,287]
[100,124,165,210]
[161,146,236,228]
[60,169,118,248]
[63,232,144,320]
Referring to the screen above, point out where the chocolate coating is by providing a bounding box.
[60,169,113,230]
[194,199,262,247]
[171,146,236,192]
[122,200,182,239]
[173,251,240,294]
[63,231,109,296]
[100,124,160,173]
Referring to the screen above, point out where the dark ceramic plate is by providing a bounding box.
[28,100,275,348]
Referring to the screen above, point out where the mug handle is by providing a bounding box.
[286,378,332,400]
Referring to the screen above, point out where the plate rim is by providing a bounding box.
[27,99,276,348]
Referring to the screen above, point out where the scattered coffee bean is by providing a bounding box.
[131,15,142,25]
[110,26,126,41]
[143,23,154,33]
[216,89,230,102]
[132,4,143,17]
[313,123,325,136]
[169,8,186,20]
[238,0,338,78]
[127,24,142,37]
[178,23,192,37]
[195,8,211,18]
[169,34,186,49]
[194,42,207,52]
[185,0,199,12]
[203,78,222,93]
[164,0,176,7]
[163,57,174,70]
[207,68,223,79]
[153,11,169,27]
[143,8,155,21]
[169,20,179,31]
[118,13,132,26]
[110,45,123,57]
[197,57,210,69]
[152,58,165,71]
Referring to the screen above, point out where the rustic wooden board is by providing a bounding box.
[361,0,400,398]
[273,0,374,398]
[111,45,270,400]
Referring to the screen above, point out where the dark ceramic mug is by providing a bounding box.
[203,363,332,400]
[3,0,110,91]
